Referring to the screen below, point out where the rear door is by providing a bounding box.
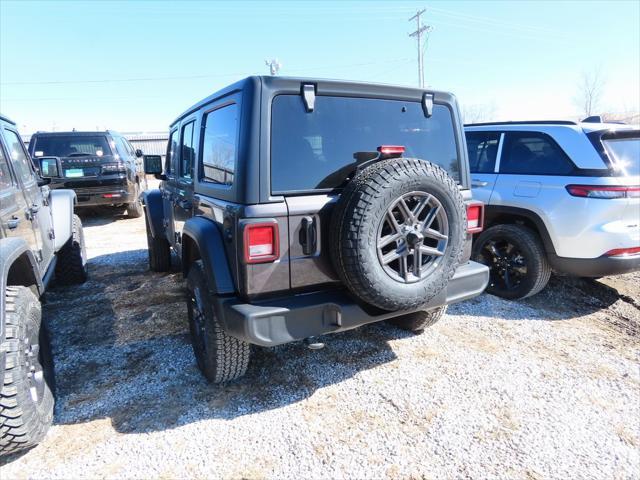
[171,118,197,252]
[0,143,35,245]
[2,127,55,270]
[466,131,501,204]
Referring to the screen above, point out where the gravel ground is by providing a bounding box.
[2,208,639,479]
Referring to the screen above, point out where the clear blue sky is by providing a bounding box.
[1,0,638,133]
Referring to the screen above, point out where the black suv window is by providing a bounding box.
[114,136,130,159]
[0,145,13,188]
[4,129,35,183]
[466,132,500,173]
[166,129,179,175]
[201,104,238,185]
[180,121,195,179]
[501,132,574,175]
[271,95,460,193]
[32,135,112,158]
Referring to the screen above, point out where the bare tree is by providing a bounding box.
[575,69,606,118]
[462,103,496,124]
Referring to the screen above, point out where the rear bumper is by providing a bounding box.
[51,177,136,206]
[549,253,640,278]
[219,261,489,347]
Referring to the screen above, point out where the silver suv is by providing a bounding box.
[464,119,639,299]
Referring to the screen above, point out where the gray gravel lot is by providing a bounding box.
[2,210,639,479]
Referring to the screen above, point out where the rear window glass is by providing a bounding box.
[271,95,461,193]
[33,135,112,158]
[603,137,640,176]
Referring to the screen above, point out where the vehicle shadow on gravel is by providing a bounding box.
[449,274,622,322]
[44,248,403,436]
[76,207,132,226]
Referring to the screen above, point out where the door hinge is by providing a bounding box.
[48,229,55,240]
[163,218,170,228]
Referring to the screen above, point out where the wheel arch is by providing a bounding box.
[483,206,556,255]
[1,238,43,346]
[181,216,235,295]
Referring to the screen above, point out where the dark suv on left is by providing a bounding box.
[28,130,146,217]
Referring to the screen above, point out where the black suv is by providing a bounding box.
[28,130,146,217]
[143,76,489,383]
[1,114,88,455]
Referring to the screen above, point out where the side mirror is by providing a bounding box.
[39,156,62,178]
[143,154,163,175]
[135,149,144,158]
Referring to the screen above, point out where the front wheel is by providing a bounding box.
[472,224,551,299]
[0,286,55,455]
[145,214,171,272]
[186,261,250,383]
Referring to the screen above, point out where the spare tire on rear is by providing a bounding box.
[330,158,466,311]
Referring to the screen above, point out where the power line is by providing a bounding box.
[408,9,432,88]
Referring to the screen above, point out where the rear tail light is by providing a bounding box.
[466,201,484,233]
[566,184,640,199]
[605,247,640,257]
[243,222,279,264]
[377,145,405,155]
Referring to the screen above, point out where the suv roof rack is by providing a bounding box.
[464,120,578,127]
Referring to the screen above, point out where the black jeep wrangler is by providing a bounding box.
[28,130,146,217]
[1,114,88,455]
[143,76,489,383]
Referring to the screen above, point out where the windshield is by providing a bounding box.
[603,137,640,176]
[33,135,112,158]
[271,95,461,193]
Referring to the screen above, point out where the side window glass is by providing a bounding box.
[202,104,238,185]
[114,137,129,159]
[0,146,14,189]
[166,129,179,175]
[501,132,575,175]
[4,129,35,183]
[466,132,500,173]
[180,121,195,180]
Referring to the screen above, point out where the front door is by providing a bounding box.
[161,128,180,251]
[0,144,36,248]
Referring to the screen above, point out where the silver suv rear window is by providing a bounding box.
[271,95,461,193]
[603,137,640,176]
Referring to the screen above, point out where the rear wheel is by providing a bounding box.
[55,214,88,285]
[472,224,551,299]
[0,286,54,455]
[389,306,447,332]
[186,261,250,383]
[126,183,144,218]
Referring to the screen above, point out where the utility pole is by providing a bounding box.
[265,58,282,76]
[408,9,432,88]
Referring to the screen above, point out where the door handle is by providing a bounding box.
[299,216,317,255]
[471,179,489,187]
[7,215,20,230]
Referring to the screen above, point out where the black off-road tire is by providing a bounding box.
[389,306,447,332]
[145,214,171,272]
[186,261,250,383]
[55,214,88,285]
[330,158,466,311]
[472,224,551,300]
[126,183,144,218]
[0,287,54,456]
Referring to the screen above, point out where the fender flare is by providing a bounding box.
[142,189,165,239]
[1,237,43,345]
[484,205,556,255]
[181,216,235,295]
[49,189,76,251]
